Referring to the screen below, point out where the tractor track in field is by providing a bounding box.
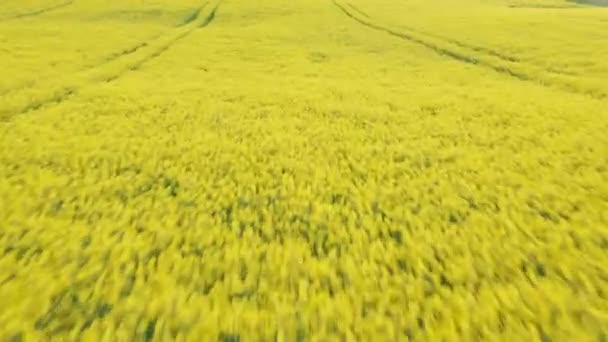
[201,2,220,27]
[0,1,219,97]
[333,2,529,79]
[105,1,220,82]
[4,4,208,90]
[334,1,606,100]
[101,28,196,83]
[101,34,164,65]
[345,3,524,64]
[2,1,73,21]
[0,32,165,98]
[346,3,369,18]
[108,0,220,80]
[0,0,221,120]
[178,3,208,27]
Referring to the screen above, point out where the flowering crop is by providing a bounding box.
[0,0,607,340]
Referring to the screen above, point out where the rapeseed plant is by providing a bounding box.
[0,0,607,340]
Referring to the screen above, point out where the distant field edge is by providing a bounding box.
[570,0,608,6]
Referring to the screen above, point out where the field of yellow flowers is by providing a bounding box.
[1,0,607,340]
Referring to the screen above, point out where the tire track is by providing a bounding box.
[0,0,221,120]
[347,3,369,18]
[347,3,522,64]
[333,1,605,99]
[2,1,73,21]
[107,1,221,82]
[101,34,164,64]
[351,3,601,74]
[20,89,75,114]
[0,32,165,98]
[333,1,529,80]
[1,5,204,95]
[102,29,194,83]
[178,3,207,26]
[1,1,211,96]
[200,2,220,27]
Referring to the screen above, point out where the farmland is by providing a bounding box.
[0,0,607,340]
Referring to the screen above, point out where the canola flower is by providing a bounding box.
[0,0,607,340]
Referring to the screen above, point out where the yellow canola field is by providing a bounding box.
[0,0,607,340]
